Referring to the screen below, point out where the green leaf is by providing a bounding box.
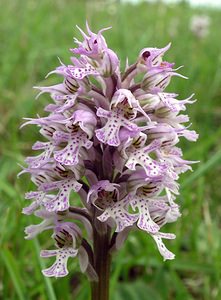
[1,248,27,300]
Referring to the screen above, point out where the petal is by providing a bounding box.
[126,149,166,179]
[131,197,160,233]
[21,114,66,128]
[22,201,40,215]
[151,233,175,260]
[24,219,53,239]
[165,205,181,223]
[25,191,44,199]
[44,104,60,112]
[141,65,187,93]
[65,64,99,80]
[111,89,150,120]
[139,43,171,68]
[72,110,97,139]
[178,129,199,141]
[32,141,51,150]
[41,177,82,212]
[26,142,54,168]
[34,83,67,99]
[142,139,162,153]
[97,197,138,232]
[72,24,109,57]
[158,93,196,113]
[53,131,70,144]
[44,192,70,212]
[55,95,77,113]
[54,131,92,166]
[96,127,120,147]
[22,191,46,215]
[40,250,58,257]
[42,248,78,278]
[96,108,139,146]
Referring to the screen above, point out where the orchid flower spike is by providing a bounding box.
[21,23,198,282]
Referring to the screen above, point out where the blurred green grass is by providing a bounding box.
[1,0,221,299]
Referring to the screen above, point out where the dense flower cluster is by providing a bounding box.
[21,23,198,278]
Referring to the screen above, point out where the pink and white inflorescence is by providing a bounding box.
[21,23,198,278]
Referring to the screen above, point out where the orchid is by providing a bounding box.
[21,23,198,300]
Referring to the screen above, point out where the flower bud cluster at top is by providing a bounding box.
[21,23,198,278]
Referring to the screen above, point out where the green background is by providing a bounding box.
[1,0,221,299]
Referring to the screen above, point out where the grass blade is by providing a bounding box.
[1,248,26,300]
[182,148,221,189]
[32,238,57,300]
